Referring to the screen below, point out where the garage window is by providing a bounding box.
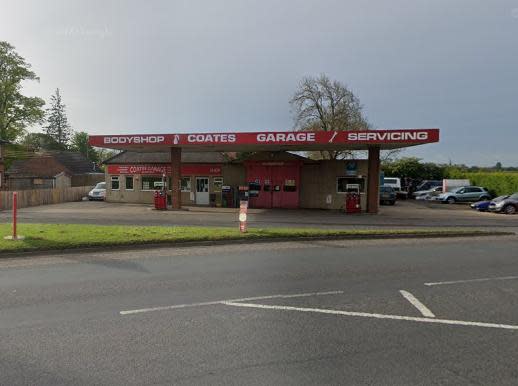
[125,176,134,190]
[142,176,163,191]
[180,177,191,192]
[337,177,365,193]
[111,176,120,190]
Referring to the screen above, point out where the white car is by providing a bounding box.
[413,186,443,200]
[88,182,106,201]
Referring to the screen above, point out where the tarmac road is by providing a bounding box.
[1,236,518,385]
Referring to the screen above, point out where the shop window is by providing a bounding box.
[283,179,297,192]
[213,177,223,192]
[180,177,191,192]
[111,176,120,190]
[263,179,271,192]
[337,177,365,193]
[142,176,164,191]
[125,176,134,190]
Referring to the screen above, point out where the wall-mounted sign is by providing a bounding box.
[345,161,358,176]
[106,164,222,176]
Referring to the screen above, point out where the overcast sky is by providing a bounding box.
[2,0,517,166]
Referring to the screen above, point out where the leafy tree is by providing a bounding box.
[382,157,447,180]
[290,74,369,160]
[45,88,72,146]
[71,131,98,162]
[21,132,66,151]
[495,161,502,171]
[0,41,45,141]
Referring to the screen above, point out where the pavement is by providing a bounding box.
[1,236,518,385]
[0,200,517,231]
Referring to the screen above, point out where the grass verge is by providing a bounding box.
[0,223,509,254]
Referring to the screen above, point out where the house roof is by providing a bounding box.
[7,152,101,178]
[103,151,229,164]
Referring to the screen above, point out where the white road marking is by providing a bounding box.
[424,275,518,286]
[222,302,518,331]
[119,290,344,315]
[399,290,435,318]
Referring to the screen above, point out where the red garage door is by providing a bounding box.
[245,161,301,209]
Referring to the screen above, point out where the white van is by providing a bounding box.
[383,177,402,190]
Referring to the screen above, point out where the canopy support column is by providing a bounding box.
[170,147,182,209]
[367,147,380,214]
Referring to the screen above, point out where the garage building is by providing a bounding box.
[90,128,440,213]
[104,150,369,210]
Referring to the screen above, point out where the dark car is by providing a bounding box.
[470,200,491,211]
[380,186,396,205]
[488,193,518,214]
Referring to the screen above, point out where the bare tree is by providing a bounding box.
[290,74,369,160]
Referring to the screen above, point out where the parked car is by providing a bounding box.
[380,186,396,205]
[415,180,442,192]
[435,186,491,204]
[414,186,443,200]
[488,193,518,214]
[470,200,491,211]
[88,182,106,201]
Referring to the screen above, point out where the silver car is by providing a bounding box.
[488,193,518,214]
[413,186,443,200]
[88,182,106,201]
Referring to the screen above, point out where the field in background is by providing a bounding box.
[446,171,518,196]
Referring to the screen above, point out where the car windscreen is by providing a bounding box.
[95,183,106,189]
[510,193,518,200]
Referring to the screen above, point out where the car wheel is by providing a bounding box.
[480,196,491,201]
[390,201,396,205]
[446,196,456,204]
[503,204,517,215]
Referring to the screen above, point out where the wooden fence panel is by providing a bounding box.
[0,186,92,210]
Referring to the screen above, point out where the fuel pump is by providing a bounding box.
[153,174,167,210]
[345,183,361,214]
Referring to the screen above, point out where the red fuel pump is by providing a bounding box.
[154,190,167,210]
[345,183,361,214]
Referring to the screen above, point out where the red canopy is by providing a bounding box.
[89,128,439,152]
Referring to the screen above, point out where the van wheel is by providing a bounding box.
[503,205,517,215]
[447,197,456,204]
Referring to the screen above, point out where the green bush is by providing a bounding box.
[445,170,518,196]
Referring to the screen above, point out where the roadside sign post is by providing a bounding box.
[4,191,24,240]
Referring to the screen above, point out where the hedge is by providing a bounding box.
[445,171,518,196]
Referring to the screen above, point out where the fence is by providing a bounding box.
[0,186,92,210]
